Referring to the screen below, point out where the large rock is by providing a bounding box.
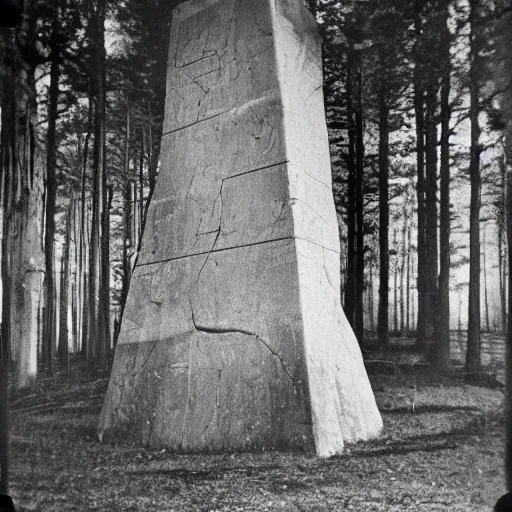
[98,0,382,457]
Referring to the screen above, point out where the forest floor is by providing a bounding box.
[7,342,508,512]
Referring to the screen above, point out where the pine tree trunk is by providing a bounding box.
[117,108,132,345]
[138,136,145,242]
[1,5,45,390]
[80,81,93,357]
[393,228,398,334]
[72,200,79,352]
[43,18,60,376]
[459,297,462,332]
[58,202,72,366]
[498,0,512,490]
[378,60,390,347]
[406,223,412,334]
[507,145,512,490]
[438,17,451,371]
[306,0,317,15]
[466,0,482,375]
[400,213,407,335]
[354,65,365,344]
[344,49,356,332]
[0,355,7,494]
[368,263,374,332]
[506,109,512,492]
[147,102,159,196]
[498,154,507,332]
[424,83,439,353]
[88,99,100,369]
[414,3,427,350]
[100,183,112,361]
[412,291,416,333]
[483,225,490,332]
[88,0,108,369]
[132,176,139,250]
[499,154,507,332]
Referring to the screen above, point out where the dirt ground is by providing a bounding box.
[7,355,507,511]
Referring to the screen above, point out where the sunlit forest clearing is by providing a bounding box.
[1,0,512,510]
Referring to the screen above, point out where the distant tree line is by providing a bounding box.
[318,0,508,374]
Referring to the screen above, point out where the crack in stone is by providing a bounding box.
[138,235,295,268]
[288,196,329,225]
[294,236,340,254]
[322,247,336,291]
[195,181,224,286]
[193,169,222,239]
[162,109,233,136]
[305,84,322,102]
[196,228,220,237]
[173,24,213,69]
[182,53,221,96]
[140,159,291,269]
[225,159,289,182]
[140,234,338,270]
[175,49,219,69]
[189,298,296,389]
[132,340,158,378]
[303,170,329,188]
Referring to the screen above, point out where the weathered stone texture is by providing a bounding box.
[99,0,382,456]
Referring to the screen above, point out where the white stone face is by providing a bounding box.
[99,0,382,455]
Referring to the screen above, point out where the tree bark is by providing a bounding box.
[1,3,45,390]
[406,221,412,334]
[393,228,398,334]
[43,13,60,376]
[437,11,451,371]
[80,80,93,357]
[424,81,439,354]
[497,0,512,490]
[499,153,507,332]
[0,0,45,490]
[0,357,7,494]
[506,118,512,492]
[58,201,73,367]
[344,49,356,332]
[354,64,365,344]
[378,55,390,347]
[466,0,482,375]
[117,108,132,345]
[306,0,317,15]
[88,0,108,368]
[414,2,427,349]
[483,225,490,332]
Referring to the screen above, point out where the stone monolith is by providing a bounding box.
[98,0,382,457]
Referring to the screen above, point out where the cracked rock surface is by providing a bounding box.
[98,0,382,457]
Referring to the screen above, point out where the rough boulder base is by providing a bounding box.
[98,0,383,457]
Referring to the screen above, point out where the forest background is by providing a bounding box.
[0,0,511,418]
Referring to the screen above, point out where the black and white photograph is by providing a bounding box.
[0,0,512,509]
